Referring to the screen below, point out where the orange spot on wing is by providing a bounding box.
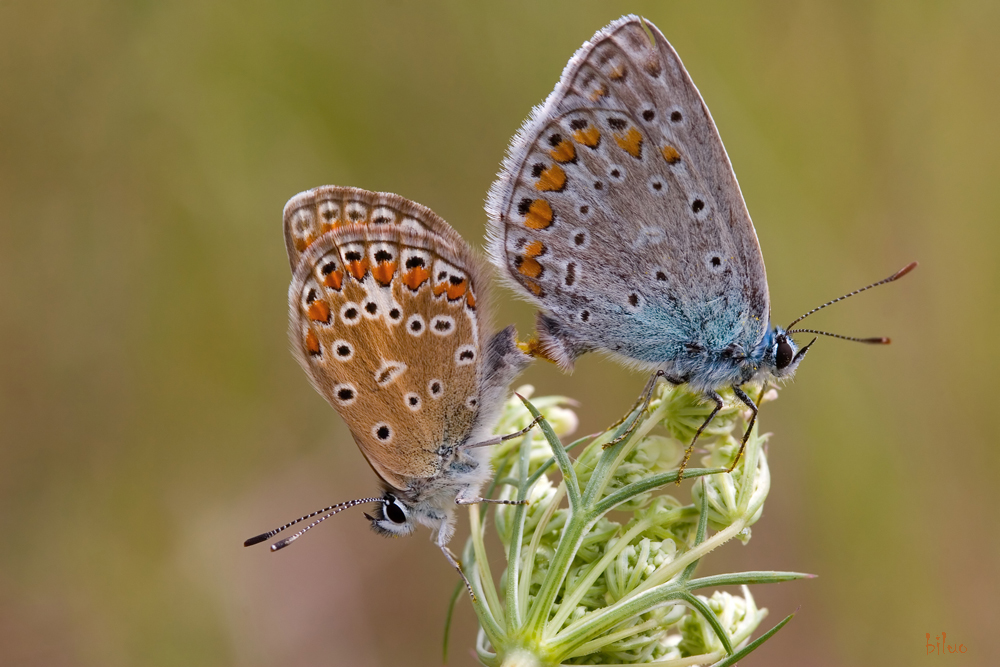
[465,290,476,309]
[320,222,335,235]
[446,279,468,301]
[305,330,320,355]
[372,261,397,286]
[402,266,430,291]
[323,269,344,290]
[524,199,553,230]
[549,139,576,163]
[614,127,643,158]
[535,164,566,192]
[347,258,369,281]
[589,85,606,101]
[433,281,448,297]
[572,126,601,148]
[524,240,545,258]
[297,231,322,253]
[518,257,543,279]
[661,146,681,164]
[308,300,331,323]
[608,64,626,80]
[527,281,543,296]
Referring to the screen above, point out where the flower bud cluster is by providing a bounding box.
[462,383,800,667]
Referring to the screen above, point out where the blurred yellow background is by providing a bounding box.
[1,1,996,665]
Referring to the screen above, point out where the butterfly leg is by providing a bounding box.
[456,496,527,506]
[447,491,527,600]
[602,370,669,449]
[438,542,476,601]
[463,415,543,449]
[728,386,759,473]
[455,483,528,507]
[675,391,724,484]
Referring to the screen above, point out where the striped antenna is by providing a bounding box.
[786,262,917,330]
[243,497,382,551]
[786,329,890,344]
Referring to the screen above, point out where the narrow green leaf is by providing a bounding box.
[680,485,711,582]
[525,432,596,489]
[503,427,535,630]
[687,571,814,590]
[580,406,645,506]
[710,612,795,667]
[517,394,582,510]
[441,579,463,664]
[592,467,725,516]
[681,591,735,656]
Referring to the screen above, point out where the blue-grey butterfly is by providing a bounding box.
[246,186,534,587]
[486,15,915,473]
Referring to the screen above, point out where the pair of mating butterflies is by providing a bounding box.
[246,16,914,577]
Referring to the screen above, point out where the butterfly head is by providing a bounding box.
[764,326,815,382]
[364,492,417,538]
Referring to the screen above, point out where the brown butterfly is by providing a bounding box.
[246,186,536,587]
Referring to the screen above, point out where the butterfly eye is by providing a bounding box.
[385,498,407,524]
[775,337,794,369]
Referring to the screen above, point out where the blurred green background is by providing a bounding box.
[1,1,996,665]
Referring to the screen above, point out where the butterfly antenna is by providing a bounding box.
[243,497,381,550]
[785,328,890,344]
[785,261,917,330]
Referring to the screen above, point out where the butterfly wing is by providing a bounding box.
[286,198,494,491]
[284,186,467,272]
[487,15,769,370]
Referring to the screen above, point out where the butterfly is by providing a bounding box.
[245,186,534,585]
[485,15,915,472]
